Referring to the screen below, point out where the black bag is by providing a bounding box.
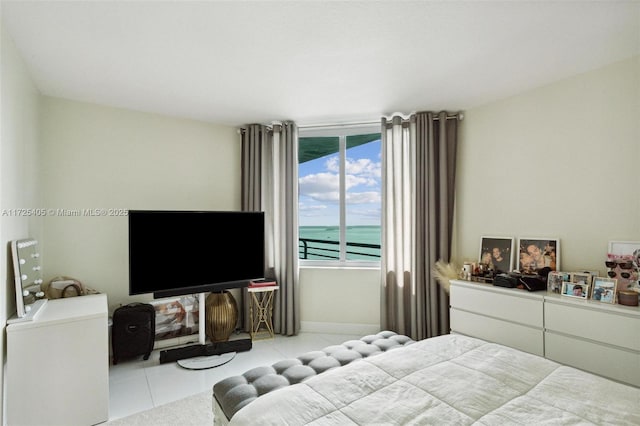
[112,303,155,364]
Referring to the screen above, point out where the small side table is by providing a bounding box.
[247,285,279,340]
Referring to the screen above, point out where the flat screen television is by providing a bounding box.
[129,210,265,298]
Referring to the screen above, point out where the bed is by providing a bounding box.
[213,332,640,425]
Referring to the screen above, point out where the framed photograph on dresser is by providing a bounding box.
[547,271,569,294]
[570,271,593,287]
[479,236,515,273]
[517,237,559,273]
[561,281,589,299]
[591,277,617,303]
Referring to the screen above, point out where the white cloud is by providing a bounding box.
[299,172,339,202]
[299,203,330,218]
[298,203,327,212]
[345,158,380,180]
[325,156,339,173]
[346,191,381,204]
[300,155,382,205]
[346,174,377,190]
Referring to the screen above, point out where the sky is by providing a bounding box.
[298,138,381,227]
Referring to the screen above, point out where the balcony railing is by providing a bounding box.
[299,238,381,260]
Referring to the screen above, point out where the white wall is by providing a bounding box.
[279,56,640,335]
[0,26,41,424]
[37,97,384,333]
[300,267,380,335]
[39,98,241,312]
[454,56,640,272]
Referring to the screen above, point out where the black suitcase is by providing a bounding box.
[112,303,155,364]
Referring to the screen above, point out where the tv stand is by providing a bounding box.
[158,291,251,364]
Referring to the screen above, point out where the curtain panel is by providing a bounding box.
[240,122,300,336]
[381,112,459,340]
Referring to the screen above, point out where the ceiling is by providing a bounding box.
[1,1,639,127]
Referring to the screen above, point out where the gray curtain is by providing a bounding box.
[381,111,459,340]
[240,122,300,336]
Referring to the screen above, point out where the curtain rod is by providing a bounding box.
[239,113,463,133]
[299,113,463,129]
[297,120,380,129]
[382,112,464,121]
[237,124,274,134]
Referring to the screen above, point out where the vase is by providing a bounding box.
[205,291,238,342]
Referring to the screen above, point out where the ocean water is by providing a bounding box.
[299,225,381,260]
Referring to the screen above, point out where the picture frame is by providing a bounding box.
[608,241,640,256]
[479,236,515,273]
[547,271,569,294]
[576,269,599,281]
[591,277,617,304]
[561,281,589,299]
[517,237,560,274]
[570,271,593,287]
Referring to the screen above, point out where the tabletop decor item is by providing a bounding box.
[591,277,617,303]
[518,237,559,273]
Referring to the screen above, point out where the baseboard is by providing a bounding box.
[300,321,380,336]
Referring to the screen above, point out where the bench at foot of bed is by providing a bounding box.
[212,330,415,423]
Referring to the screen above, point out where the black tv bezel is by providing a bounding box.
[128,210,265,299]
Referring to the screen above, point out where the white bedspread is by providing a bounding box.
[229,334,640,425]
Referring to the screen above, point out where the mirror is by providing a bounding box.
[10,238,47,321]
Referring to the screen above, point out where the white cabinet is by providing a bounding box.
[450,280,544,356]
[6,294,109,426]
[544,294,640,387]
[449,280,640,387]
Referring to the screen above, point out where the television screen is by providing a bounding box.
[129,210,265,298]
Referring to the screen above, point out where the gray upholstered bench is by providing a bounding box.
[212,330,415,424]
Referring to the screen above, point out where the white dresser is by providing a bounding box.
[450,280,640,387]
[544,293,640,387]
[450,280,544,356]
[6,294,109,426]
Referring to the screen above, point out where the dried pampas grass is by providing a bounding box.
[432,260,459,294]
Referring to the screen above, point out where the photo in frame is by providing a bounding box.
[570,272,593,287]
[517,238,559,274]
[591,277,617,303]
[561,281,589,299]
[576,269,599,282]
[547,271,570,294]
[479,236,515,273]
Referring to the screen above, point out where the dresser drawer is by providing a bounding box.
[450,282,543,328]
[451,308,544,356]
[545,301,640,351]
[545,331,640,387]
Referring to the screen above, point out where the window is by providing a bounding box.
[298,125,381,265]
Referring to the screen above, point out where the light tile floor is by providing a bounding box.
[106,332,364,422]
